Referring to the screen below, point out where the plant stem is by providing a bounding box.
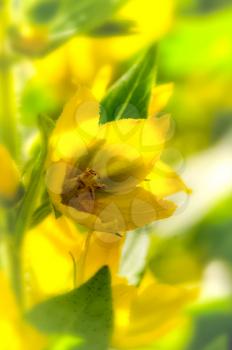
[77,231,92,286]
[0,0,18,159]
[0,0,24,307]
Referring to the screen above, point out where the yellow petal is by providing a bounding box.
[35,36,97,99]
[0,145,20,201]
[0,272,19,322]
[94,186,176,232]
[143,161,191,198]
[23,215,83,306]
[91,65,112,100]
[149,83,174,116]
[48,87,100,163]
[81,231,125,284]
[92,116,170,189]
[112,273,197,349]
[112,282,137,334]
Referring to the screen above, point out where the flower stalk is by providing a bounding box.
[77,231,93,286]
[0,0,24,306]
[0,0,18,159]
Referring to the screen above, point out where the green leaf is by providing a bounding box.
[203,336,228,350]
[30,197,52,228]
[26,266,113,350]
[23,0,127,55]
[187,301,232,350]
[14,115,55,245]
[49,335,83,350]
[38,114,55,142]
[28,0,60,24]
[100,44,158,124]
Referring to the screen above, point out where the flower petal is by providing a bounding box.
[49,86,100,163]
[143,161,191,198]
[82,231,125,283]
[112,273,197,349]
[23,215,82,306]
[149,83,173,116]
[94,186,176,232]
[91,116,170,191]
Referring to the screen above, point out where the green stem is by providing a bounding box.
[0,0,18,159]
[0,0,23,307]
[12,148,47,306]
[77,231,92,286]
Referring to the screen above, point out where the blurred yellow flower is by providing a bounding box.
[98,0,174,61]
[46,87,188,233]
[0,271,46,350]
[112,272,197,349]
[0,145,20,203]
[33,0,174,99]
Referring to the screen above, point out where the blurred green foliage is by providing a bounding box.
[149,192,232,285]
[158,6,232,156]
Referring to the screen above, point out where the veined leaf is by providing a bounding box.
[100,44,158,124]
[26,266,113,350]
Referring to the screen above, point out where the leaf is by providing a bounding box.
[100,44,158,124]
[28,0,60,24]
[203,336,228,350]
[26,266,113,350]
[14,115,55,245]
[186,301,232,350]
[22,0,127,55]
[38,114,55,142]
[30,197,52,228]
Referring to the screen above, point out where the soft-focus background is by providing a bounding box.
[1,0,232,349]
[136,1,232,348]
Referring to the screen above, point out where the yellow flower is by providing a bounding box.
[0,145,20,203]
[22,215,124,307]
[34,0,174,100]
[95,0,174,62]
[112,272,197,349]
[22,216,196,350]
[0,271,47,350]
[46,87,188,233]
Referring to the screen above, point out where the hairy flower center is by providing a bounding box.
[61,168,105,212]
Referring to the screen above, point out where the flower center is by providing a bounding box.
[61,168,105,212]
